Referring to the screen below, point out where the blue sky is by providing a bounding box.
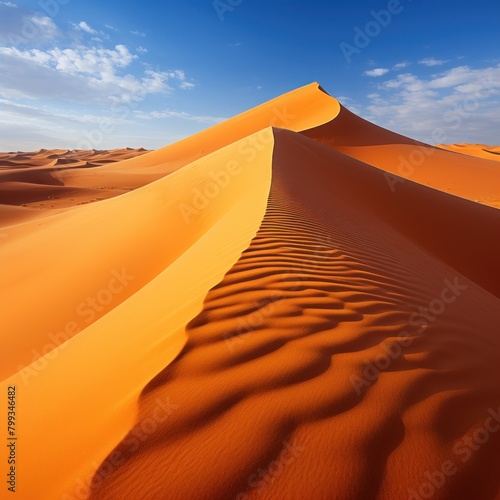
[0,0,499,150]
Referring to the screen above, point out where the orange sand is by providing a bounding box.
[437,143,500,162]
[1,83,499,500]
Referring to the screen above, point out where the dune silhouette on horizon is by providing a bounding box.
[1,83,499,500]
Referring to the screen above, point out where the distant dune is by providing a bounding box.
[437,143,500,162]
[1,83,499,500]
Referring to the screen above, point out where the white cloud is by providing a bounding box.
[0,2,16,7]
[168,70,196,90]
[362,64,500,143]
[419,57,449,67]
[0,97,141,150]
[105,24,118,32]
[130,30,145,37]
[73,21,97,35]
[426,66,480,89]
[0,45,135,75]
[0,9,58,44]
[0,45,193,103]
[394,61,410,70]
[134,109,225,124]
[31,16,58,37]
[365,68,389,77]
[0,98,131,125]
[0,10,202,150]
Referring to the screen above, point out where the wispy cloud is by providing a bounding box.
[365,68,389,77]
[73,21,97,35]
[394,61,410,70]
[0,98,132,125]
[130,30,146,37]
[136,46,148,53]
[170,69,196,90]
[0,45,192,103]
[419,57,449,67]
[134,109,225,124]
[104,24,118,32]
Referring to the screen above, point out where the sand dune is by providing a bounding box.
[1,83,499,500]
[437,143,500,162]
[303,104,500,208]
[0,148,149,226]
[0,130,273,499]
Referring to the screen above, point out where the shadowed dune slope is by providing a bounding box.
[278,130,500,298]
[303,104,500,208]
[90,128,500,500]
[303,103,422,147]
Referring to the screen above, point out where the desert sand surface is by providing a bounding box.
[0,148,149,226]
[437,143,500,162]
[1,83,500,500]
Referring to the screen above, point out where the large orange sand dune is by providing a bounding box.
[1,83,499,500]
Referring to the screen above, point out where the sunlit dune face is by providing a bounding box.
[437,143,500,161]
